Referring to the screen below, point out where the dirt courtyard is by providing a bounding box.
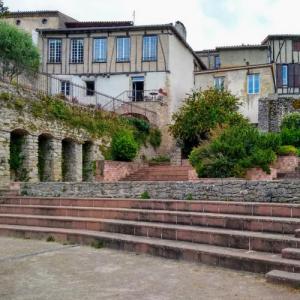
[0,237,299,300]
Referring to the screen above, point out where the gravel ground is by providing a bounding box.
[0,237,299,300]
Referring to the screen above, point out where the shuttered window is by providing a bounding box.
[293,41,300,51]
[277,63,300,88]
[282,65,288,86]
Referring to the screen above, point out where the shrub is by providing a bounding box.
[127,117,150,133]
[149,128,162,149]
[189,123,278,178]
[111,130,139,161]
[280,128,300,148]
[140,191,150,199]
[169,88,243,156]
[280,113,300,148]
[281,112,300,130]
[277,145,298,156]
[185,194,193,200]
[149,155,170,165]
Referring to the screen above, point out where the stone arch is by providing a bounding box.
[9,129,29,181]
[62,138,78,182]
[121,113,150,123]
[38,133,55,182]
[82,141,94,182]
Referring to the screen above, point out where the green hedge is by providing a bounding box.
[277,145,298,156]
[111,130,139,161]
[189,124,279,178]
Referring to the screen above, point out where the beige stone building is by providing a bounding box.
[4,11,205,154]
[3,10,76,44]
[195,45,276,124]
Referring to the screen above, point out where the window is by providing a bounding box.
[86,81,95,96]
[93,38,107,62]
[247,74,260,94]
[48,39,62,63]
[282,65,288,86]
[116,37,130,62]
[42,18,48,24]
[16,20,21,26]
[214,55,221,69]
[214,77,225,90]
[61,81,70,96]
[71,39,84,63]
[143,35,158,61]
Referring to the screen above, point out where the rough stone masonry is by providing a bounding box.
[0,82,103,188]
[21,180,300,203]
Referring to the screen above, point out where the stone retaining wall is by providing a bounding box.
[21,180,300,202]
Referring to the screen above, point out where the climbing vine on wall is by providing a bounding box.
[9,134,29,181]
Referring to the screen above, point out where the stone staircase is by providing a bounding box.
[277,165,300,179]
[0,196,300,285]
[121,164,193,181]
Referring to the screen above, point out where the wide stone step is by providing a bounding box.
[0,224,300,274]
[0,214,298,253]
[2,197,299,218]
[282,248,300,260]
[266,270,300,288]
[0,205,299,234]
[277,172,300,179]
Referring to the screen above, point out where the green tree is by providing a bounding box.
[169,88,244,156]
[0,21,40,81]
[0,1,9,17]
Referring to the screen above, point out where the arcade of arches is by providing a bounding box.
[0,103,103,188]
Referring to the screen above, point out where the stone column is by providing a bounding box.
[73,143,82,182]
[52,138,62,182]
[23,135,39,183]
[0,131,11,188]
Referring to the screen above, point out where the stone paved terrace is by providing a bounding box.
[0,237,299,300]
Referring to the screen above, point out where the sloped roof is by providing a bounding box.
[5,10,77,22]
[216,44,268,50]
[65,21,134,28]
[262,34,300,44]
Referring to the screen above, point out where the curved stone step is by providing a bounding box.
[266,270,300,288]
[0,205,299,234]
[0,213,299,253]
[0,224,300,274]
[1,197,300,218]
[282,248,300,260]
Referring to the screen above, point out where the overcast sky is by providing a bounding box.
[5,0,300,50]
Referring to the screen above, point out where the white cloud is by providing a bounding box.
[5,0,300,50]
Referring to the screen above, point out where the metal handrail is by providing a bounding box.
[1,71,159,122]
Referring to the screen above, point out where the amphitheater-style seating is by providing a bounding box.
[0,196,300,284]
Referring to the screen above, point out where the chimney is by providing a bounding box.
[175,21,187,41]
